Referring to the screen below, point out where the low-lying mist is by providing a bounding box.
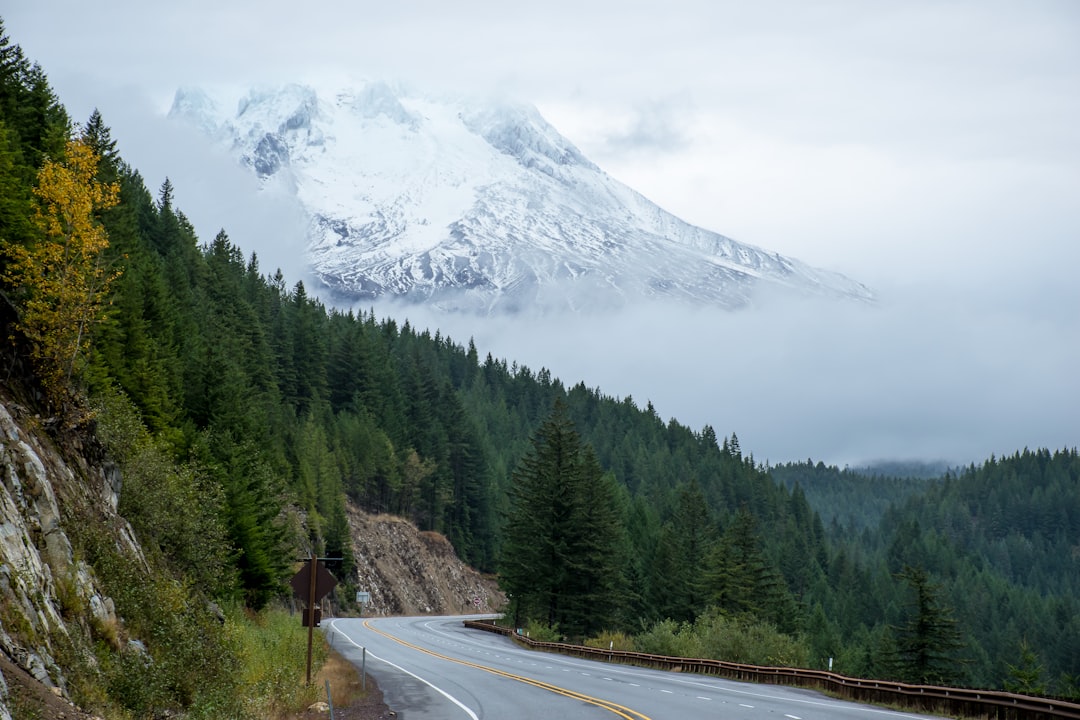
[372,276,1079,469]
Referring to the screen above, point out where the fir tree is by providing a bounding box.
[892,565,967,685]
[499,399,626,637]
[1004,640,1047,696]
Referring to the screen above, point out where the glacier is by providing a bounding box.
[168,81,874,315]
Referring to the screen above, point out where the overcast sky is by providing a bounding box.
[5,2,1079,467]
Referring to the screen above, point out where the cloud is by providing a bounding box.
[594,99,695,156]
[4,0,1077,468]
[386,277,1080,468]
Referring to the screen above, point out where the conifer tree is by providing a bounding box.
[892,565,967,685]
[1005,640,1048,696]
[561,448,628,635]
[0,121,35,253]
[81,108,119,183]
[499,399,625,637]
[667,480,713,621]
[0,23,68,164]
[706,508,767,616]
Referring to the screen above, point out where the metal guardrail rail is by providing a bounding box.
[463,620,1080,720]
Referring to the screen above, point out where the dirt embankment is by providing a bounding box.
[345,505,504,616]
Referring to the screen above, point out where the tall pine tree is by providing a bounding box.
[499,399,626,637]
[892,565,967,685]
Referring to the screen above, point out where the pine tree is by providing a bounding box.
[81,108,119,183]
[196,433,291,609]
[561,448,629,636]
[499,399,625,637]
[892,565,967,685]
[1004,640,1047,696]
[86,165,183,438]
[0,23,68,165]
[0,121,36,254]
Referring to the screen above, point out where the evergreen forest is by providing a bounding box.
[1,19,1077,715]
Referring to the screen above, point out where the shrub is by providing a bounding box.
[225,606,325,719]
[633,609,811,668]
[584,630,635,652]
[694,609,809,667]
[633,619,704,659]
[522,620,563,643]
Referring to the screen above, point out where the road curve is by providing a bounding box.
[326,615,947,720]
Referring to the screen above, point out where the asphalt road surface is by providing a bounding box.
[325,615,947,720]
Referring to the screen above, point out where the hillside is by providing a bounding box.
[0,385,112,719]
[0,370,497,718]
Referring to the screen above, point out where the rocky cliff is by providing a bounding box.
[346,508,503,617]
[0,386,128,720]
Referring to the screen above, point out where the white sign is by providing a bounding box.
[356,591,371,604]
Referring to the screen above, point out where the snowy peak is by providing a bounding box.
[338,81,421,127]
[461,103,597,175]
[169,82,874,314]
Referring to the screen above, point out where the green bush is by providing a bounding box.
[522,620,563,643]
[633,618,704,659]
[633,609,810,667]
[694,609,809,667]
[585,629,636,652]
[92,386,237,600]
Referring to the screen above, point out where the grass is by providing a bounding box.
[290,649,370,718]
[224,606,328,719]
[229,607,378,719]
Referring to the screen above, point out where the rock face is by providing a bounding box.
[347,508,503,616]
[0,390,132,719]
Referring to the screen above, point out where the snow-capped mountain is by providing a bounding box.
[169,82,874,314]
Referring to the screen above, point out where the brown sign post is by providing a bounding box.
[290,554,338,685]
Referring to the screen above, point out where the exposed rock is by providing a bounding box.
[0,651,96,720]
[0,392,133,718]
[346,507,504,617]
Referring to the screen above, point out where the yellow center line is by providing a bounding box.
[363,620,654,720]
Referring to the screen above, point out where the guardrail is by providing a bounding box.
[463,620,1080,720]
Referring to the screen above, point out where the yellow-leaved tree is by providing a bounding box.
[2,137,120,408]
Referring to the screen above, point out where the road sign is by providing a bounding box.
[473,596,481,607]
[356,591,371,604]
[293,555,339,686]
[290,560,338,602]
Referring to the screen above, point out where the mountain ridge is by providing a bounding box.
[169,81,874,314]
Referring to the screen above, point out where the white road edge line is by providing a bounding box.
[327,620,479,720]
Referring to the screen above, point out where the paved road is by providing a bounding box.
[326,615,946,720]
